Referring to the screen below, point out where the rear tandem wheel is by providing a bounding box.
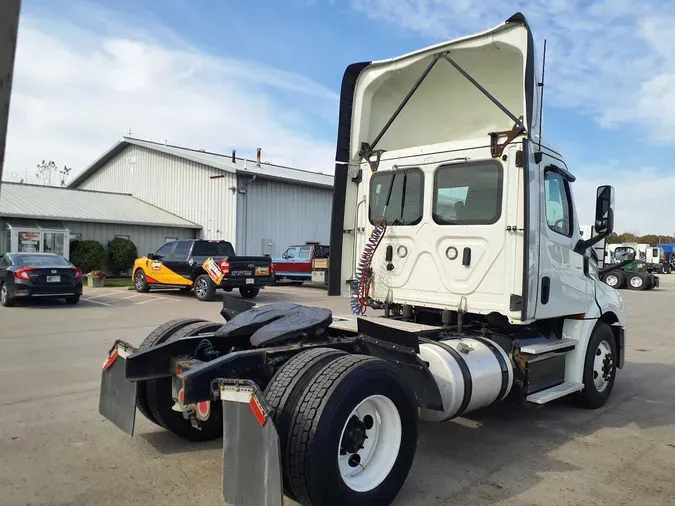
[135,318,206,426]
[145,321,225,441]
[264,347,349,500]
[284,354,419,506]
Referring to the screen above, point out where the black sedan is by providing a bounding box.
[0,252,83,307]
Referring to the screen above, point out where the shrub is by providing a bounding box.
[71,240,105,273]
[107,237,138,276]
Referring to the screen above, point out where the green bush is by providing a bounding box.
[107,237,138,276]
[71,240,105,273]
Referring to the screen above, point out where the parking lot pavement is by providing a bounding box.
[1,280,675,505]
[79,287,183,306]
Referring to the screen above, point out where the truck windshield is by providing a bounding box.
[433,161,503,225]
[192,241,235,257]
[614,247,634,262]
[369,169,424,226]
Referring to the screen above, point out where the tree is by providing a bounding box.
[36,160,72,187]
[107,238,138,276]
[71,241,105,273]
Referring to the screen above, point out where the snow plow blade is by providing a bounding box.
[217,379,283,506]
[99,340,138,436]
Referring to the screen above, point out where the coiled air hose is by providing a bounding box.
[351,218,387,315]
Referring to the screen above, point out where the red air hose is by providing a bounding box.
[351,219,387,315]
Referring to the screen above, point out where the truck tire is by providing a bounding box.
[136,318,206,426]
[239,287,259,299]
[602,271,624,289]
[579,323,617,409]
[286,355,418,506]
[134,269,150,293]
[627,273,647,290]
[193,274,216,302]
[264,348,349,500]
[146,321,224,441]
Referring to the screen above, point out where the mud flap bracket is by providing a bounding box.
[217,379,284,506]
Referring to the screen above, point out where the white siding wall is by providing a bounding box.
[75,145,237,245]
[236,177,333,257]
[64,221,195,265]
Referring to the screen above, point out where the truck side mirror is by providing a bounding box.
[574,185,615,254]
[594,185,614,236]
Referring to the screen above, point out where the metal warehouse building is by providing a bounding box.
[0,182,200,258]
[68,137,334,258]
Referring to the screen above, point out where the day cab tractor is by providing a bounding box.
[99,14,627,506]
[601,245,659,291]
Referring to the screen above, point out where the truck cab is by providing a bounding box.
[272,242,329,284]
[99,13,629,506]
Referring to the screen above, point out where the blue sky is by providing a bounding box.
[5,0,675,232]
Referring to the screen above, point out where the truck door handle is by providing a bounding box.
[541,277,550,304]
[462,247,471,266]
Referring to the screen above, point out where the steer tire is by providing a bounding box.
[579,323,617,409]
[264,348,349,500]
[286,355,418,506]
[136,318,206,426]
[146,321,224,442]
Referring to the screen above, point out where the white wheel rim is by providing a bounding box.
[606,275,618,286]
[135,272,144,290]
[630,276,642,287]
[337,394,401,492]
[593,340,613,393]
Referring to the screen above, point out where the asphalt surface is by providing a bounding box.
[1,279,674,506]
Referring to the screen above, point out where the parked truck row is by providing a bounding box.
[100,14,628,506]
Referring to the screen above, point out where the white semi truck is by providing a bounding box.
[99,13,627,506]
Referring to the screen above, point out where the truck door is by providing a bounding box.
[534,160,591,319]
[274,247,299,278]
[162,240,193,284]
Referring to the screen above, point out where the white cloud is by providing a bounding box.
[349,0,675,233]
[573,165,675,235]
[349,0,675,140]
[3,9,339,185]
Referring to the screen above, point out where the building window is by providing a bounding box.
[43,232,65,256]
[18,232,41,253]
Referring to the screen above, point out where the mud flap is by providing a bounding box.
[217,379,284,506]
[99,340,138,436]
